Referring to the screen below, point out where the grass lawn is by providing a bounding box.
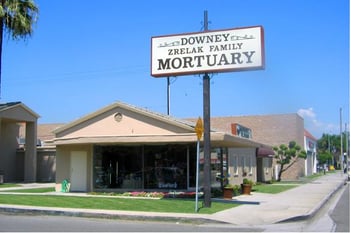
[252,184,299,194]
[252,171,336,194]
[0,171,333,213]
[0,183,21,188]
[0,187,55,193]
[0,194,238,214]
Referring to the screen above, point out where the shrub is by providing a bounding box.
[243,178,254,185]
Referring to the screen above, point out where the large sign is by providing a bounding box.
[151,26,264,77]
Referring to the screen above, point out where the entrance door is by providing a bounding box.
[70,151,87,191]
[256,157,263,182]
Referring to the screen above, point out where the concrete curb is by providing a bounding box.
[0,204,226,225]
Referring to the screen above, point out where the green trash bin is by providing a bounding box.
[61,179,70,193]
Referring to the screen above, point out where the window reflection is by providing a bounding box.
[93,145,197,190]
[93,145,227,191]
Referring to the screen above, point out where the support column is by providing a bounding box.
[24,121,37,182]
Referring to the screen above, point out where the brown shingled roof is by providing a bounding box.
[19,123,64,142]
[38,123,65,141]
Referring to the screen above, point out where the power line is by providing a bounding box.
[3,65,149,85]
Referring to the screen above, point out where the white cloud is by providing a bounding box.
[297,107,316,119]
[297,107,339,138]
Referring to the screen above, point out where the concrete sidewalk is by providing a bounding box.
[209,172,348,225]
[0,172,348,226]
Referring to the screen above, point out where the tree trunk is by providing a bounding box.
[277,164,284,182]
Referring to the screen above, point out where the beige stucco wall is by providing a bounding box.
[56,107,190,139]
[16,148,56,182]
[257,157,273,182]
[227,148,257,185]
[0,103,39,182]
[0,121,22,182]
[1,121,40,182]
[37,148,56,182]
[55,144,93,192]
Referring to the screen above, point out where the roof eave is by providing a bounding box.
[53,101,195,135]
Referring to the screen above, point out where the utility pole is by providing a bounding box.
[202,10,211,208]
[345,123,348,173]
[340,108,343,173]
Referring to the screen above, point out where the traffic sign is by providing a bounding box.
[195,117,204,140]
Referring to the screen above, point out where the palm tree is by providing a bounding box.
[0,0,39,97]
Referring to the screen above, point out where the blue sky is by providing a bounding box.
[1,0,349,139]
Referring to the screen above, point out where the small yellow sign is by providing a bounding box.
[195,117,204,140]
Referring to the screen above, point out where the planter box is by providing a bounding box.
[241,184,252,195]
[223,188,233,199]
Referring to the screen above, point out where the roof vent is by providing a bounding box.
[114,112,123,122]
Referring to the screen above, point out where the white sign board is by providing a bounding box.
[151,26,264,77]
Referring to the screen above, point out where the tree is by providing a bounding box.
[273,141,307,182]
[0,0,39,96]
[317,152,333,165]
[317,132,349,169]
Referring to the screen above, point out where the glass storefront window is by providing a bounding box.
[144,145,189,189]
[94,146,142,189]
[94,144,197,190]
[199,147,228,189]
[93,144,225,191]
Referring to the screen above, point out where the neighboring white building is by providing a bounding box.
[304,130,318,175]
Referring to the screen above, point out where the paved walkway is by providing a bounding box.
[0,172,348,226]
[210,172,348,225]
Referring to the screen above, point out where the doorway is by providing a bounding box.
[70,151,87,191]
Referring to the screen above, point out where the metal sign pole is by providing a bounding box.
[194,117,203,212]
[195,139,200,212]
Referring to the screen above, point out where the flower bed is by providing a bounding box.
[122,191,165,198]
[163,191,203,199]
[88,191,203,199]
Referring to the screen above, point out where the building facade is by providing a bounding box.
[4,101,315,186]
[205,113,313,180]
[0,102,39,182]
[304,130,318,176]
[53,101,272,192]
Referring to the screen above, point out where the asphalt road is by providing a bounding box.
[330,182,350,232]
[0,213,262,232]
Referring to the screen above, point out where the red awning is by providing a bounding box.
[256,147,275,157]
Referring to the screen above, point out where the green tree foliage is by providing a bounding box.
[317,133,349,168]
[0,0,39,96]
[273,141,307,182]
[318,133,341,153]
[317,152,333,165]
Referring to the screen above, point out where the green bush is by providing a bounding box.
[243,178,254,185]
